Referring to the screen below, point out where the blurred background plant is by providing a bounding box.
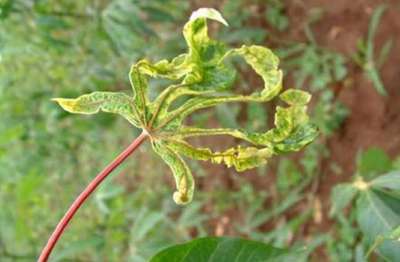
[1,0,399,261]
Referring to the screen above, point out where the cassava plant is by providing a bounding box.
[39,8,317,261]
[331,148,400,260]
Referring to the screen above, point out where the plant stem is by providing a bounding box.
[38,131,148,262]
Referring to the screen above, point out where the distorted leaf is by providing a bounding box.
[53,92,139,126]
[152,141,194,205]
[189,8,228,26]
[280,89,311,106]
[54,8,317,205]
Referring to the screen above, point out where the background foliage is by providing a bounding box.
[1,0,399,261]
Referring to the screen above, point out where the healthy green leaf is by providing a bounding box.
[330,183,358,217]
[54,8,317,205]
[355,4,388,96]
[370,171,400,191]
[357,190,400,260]
[357,148,392,179]
[149,237,302,262]
[366,224,400,259]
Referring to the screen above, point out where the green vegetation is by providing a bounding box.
[353,4,392,96]
[331,148,400,261]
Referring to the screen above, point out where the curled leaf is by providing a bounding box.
[53,92,139,126]
[152,141,194,205]
[189,8,229,26]
[229,45,283,100]
[54,8,318,205]
[129,65,150,126]
[280,89,311,105]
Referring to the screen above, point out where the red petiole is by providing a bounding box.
[38,131,148,261]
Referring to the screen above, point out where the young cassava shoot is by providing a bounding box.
[39,8,318,261]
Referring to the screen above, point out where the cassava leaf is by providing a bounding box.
[357,190,400,260]
[53,8,317,205]
[280,89,311,106]
[329,183,358,217]
[129,65,150,126]
[134,54,190,81]
[189,8,228,26]
[165,139,273,172]
[152,141,194,205]
[183,7,228,58]
[53,92,139,126]
[149,237,301,262]
[370,171,400,191]
[357,148,392,179]
[228,45,282,100]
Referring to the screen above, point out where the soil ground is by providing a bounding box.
[286,1,400,258]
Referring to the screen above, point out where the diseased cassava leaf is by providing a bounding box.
[151,141,194,205]
[149,237,301,262]
[53,92,139,126]
[54,8,317,205]
[165,139,274,172]
[280,89,311,106]
[129,65,150,125]
[228,45,283,100]
[189,8,228,27]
